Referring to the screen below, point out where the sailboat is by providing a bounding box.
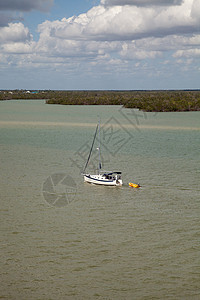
[82,120,123,186]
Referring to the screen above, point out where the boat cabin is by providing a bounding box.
[103,172,122,180]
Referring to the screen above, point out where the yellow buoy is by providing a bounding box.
[129,182,140,188]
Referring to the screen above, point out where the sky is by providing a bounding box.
[0,0,199,90]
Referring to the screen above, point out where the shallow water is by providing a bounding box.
[0,100,200,299]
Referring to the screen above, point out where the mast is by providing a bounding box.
[98,119,101,174]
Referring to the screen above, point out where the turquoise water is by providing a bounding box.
[0,100,200,299]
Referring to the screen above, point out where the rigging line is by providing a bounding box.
[83,123,99,173]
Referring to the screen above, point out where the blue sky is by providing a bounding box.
[0,0,199,90]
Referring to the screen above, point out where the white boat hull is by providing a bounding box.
[84,174,123,186]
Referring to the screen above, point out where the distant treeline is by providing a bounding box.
[1,90,200,112]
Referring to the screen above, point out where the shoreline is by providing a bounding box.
[1,90,200,112]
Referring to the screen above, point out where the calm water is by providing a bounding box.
[0,100,200,299]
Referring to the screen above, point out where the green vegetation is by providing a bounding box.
[1,90,200,112]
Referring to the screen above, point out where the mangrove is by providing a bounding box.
[0,90,200,112]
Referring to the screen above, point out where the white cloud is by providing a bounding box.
[101,0,183,7]
[2,42,34,54]
[47,1,199,42]
[0,23,34,61]
[0,23,32,43]
[191,0,200,21]
[120,41,162,59]
[173,48,200,58]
